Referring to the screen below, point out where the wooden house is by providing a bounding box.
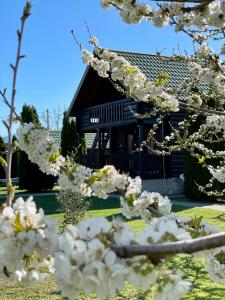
[68,51,190,180]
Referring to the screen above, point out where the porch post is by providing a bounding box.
[138,123,144,177]
[109,126,112,164]
[97,128,102,168]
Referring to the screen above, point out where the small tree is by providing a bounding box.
[18,104,55,191]
[0,136,6,179]
[60,112,86,158]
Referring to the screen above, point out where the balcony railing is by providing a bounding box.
[77,99,137,130]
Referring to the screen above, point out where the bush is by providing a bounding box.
[18,104,55,191]
[58,189,90,231]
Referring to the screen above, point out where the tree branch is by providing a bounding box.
[112,232,225,260]
[0,2,31,206]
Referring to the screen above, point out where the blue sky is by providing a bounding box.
[0,0,193,137]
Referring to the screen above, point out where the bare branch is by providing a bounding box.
[70,30,82,51]
[1,2,31,205]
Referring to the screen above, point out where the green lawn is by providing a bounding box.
[0,186,60,197]
[1,194,225,299]
[0,186,27,197]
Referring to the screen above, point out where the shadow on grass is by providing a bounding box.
[172,204,193,213]
[167,255,225,300]
[88,196,121,210]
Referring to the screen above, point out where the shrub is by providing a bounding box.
[18,104,55,191]
[58,189,90,231]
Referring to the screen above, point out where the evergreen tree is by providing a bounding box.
[0,136,6,179]
[61,112,86,158]
[18,104,55,191]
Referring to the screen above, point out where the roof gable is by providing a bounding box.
[69,50,192,115]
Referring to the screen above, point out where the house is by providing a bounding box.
[68,50,191,192]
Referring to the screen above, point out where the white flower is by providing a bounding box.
[155,274,191,300]
[78,217,110,239]
[82,49,94,64]
[205,246,225,284]
[139,217,191,244]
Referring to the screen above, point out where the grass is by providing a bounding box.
[0,186,59,197]
[0,186,27,196]
[1,193,225,299]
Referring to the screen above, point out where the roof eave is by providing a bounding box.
[67,65,91,116]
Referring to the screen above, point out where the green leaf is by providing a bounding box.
[14,213,28,233]
[189,215,203,231]
[0,155,7,168]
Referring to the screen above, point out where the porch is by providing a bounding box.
[79,151,164,179]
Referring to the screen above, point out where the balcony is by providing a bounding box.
[77,99,138,131]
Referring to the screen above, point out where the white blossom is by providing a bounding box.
[0,197,57,282]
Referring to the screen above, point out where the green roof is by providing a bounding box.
[85,133,95,148]
[49,131,61,147]
[85,133,109,149]
[49,130,99,149]
[115,50,192,89]
[69,50,194,116]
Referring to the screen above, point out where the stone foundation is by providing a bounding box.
[142,177,184,196]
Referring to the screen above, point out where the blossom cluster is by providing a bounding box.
[206,115,225,136]
[82,46,179,112]
[0,197,57,282]
[100,0,225,30]
[0,196,194,300]
[1,197,220,300]
[208,166,225,183]
[54,216,191,299]
[121,190,172,222]
[17,123,65,176]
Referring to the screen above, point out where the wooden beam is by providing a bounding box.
[138,123,144,177]
[97,128,101,168]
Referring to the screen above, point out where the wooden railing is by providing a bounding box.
[78,152,163,179]
[77,99,137,130]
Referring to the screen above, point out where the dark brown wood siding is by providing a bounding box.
[169,110,186,177]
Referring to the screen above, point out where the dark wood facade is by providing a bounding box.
[69,56,185,179]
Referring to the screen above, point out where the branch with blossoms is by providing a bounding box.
[0,2,31,206]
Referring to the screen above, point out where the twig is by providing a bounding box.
[0,2,31,206]
[70,30,82,51]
